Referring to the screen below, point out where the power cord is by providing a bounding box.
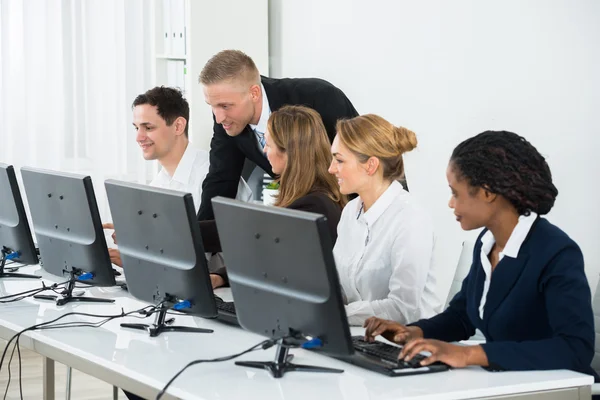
[3,260,22,273]
[2,339,18,400]
[0,280,70,303]
[155,337,280,400]
[0,305,158,400]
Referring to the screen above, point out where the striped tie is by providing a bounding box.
[255,129,266,149]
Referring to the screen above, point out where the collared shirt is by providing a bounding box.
[333,181,441,326]
[150,144,209,212]
[150,143,252,212]
[478,212,538,319]
[248,83,271,151]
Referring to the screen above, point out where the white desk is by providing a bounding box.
[0,265,594,400]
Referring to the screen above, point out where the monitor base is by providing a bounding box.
[235,338,344,378]
[33,267,114,306]
[121,302,213,337]
[0,247,40,280]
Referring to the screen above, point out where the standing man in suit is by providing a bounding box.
[197,49,358,220]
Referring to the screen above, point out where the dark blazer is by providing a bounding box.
[203,191,343,285]
[197,76,358,221]
[412,218,598,379]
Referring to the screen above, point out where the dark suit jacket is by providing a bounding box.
[412,218,598,379]
[197,76,358,221]
[202,191,343,285]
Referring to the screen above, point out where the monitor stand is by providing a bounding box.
[0,247,40,279]
[121,301,213,337]
[235,338,344,378]
[33,268,115,306]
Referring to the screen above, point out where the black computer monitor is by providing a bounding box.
[0,164,40,279]
[212,196,352,378]
[105,179,215,337]
[20,167,115,305]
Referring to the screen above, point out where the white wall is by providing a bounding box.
[269,0,600,301]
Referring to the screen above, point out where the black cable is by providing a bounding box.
[0,276,100,303]
[155,338,279,400]
[3,260,20,271]
[16,340,22,400]
[0,305,158,400]
[5,306,158,400]
[0,280,71,299]
[37,311,152,331]
[0,281,70,303]
[2,341,17,400]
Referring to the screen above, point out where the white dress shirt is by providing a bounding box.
[150,143,252,212]
[478,211,538,319]
[248,83,271,150]
[333,181,441,326]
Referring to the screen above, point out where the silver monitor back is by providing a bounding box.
[20,167,115,285]
[212,197,353,356]
[0,164,38,264]
[105,179,217,317]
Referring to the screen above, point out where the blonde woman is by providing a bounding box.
[329,114,440,326]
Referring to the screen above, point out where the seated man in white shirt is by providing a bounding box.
[328,114,441,326]
[104,86,251,289]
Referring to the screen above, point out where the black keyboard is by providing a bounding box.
[215,299,236,315]
[351,336,427,368]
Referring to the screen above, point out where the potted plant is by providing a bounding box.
[262,181,280,206]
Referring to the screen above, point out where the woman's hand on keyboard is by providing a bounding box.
[400,339,488,368]
[363,317,423,344]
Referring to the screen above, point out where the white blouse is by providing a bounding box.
[333,181,441,326]
[478,212,538,319]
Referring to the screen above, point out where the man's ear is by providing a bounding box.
[249,84,261,102]
[174,117,187,136]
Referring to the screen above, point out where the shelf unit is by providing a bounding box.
[150,0,269,151]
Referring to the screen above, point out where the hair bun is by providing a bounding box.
[394,126,418,153]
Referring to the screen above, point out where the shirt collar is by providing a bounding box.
[480,229,496,255]
[249,83,271,134]
[165,143,197,185]
[502,212,538,258]
[357,181,405,226]
[479,211,538,258]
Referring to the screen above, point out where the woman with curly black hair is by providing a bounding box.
[363,130,598,380]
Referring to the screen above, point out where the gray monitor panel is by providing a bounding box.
[212,197,353,356]
[20,167,115,286]
[0,164,38,265]
[105,179,217,318]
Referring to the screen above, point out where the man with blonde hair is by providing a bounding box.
[198,49,358,220]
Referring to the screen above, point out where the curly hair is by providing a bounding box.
[450,131,558,216]
[132,86,190,137]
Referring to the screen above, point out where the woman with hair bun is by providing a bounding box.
[329,114,441,326]
[364,131,598,381]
